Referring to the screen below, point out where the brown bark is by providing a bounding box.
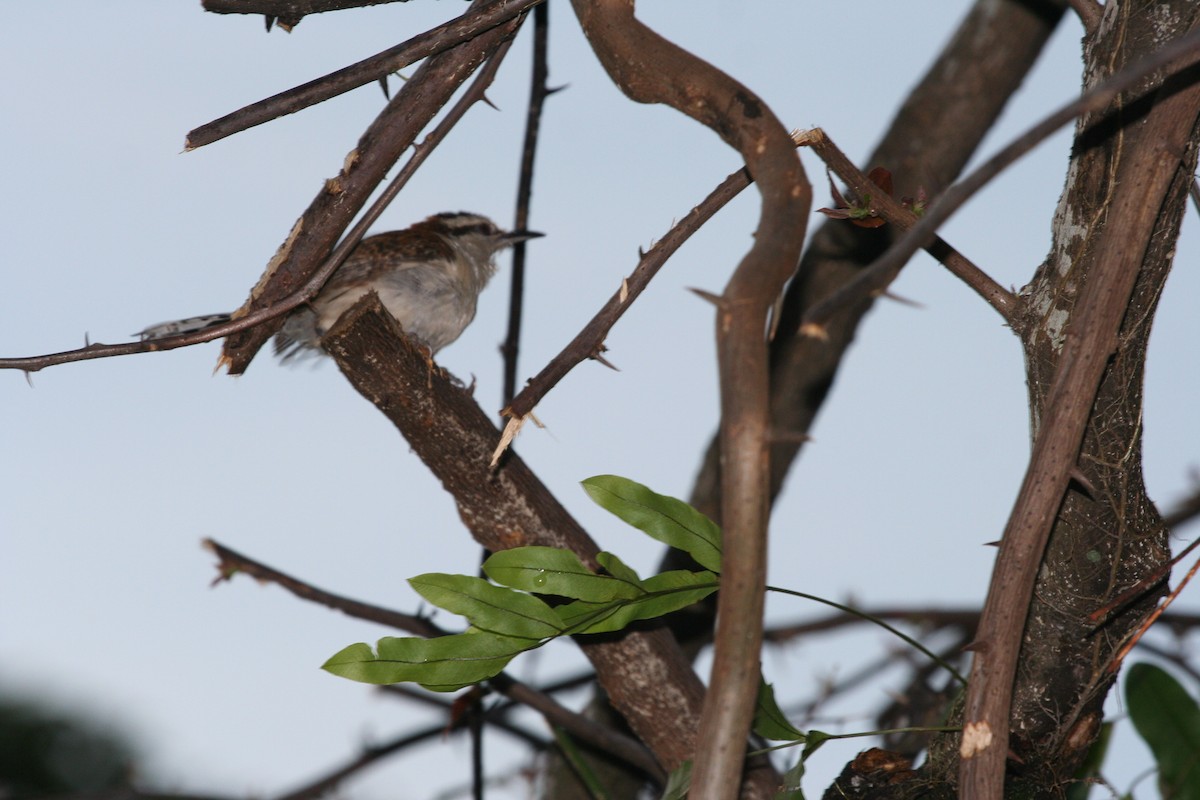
[321,295,707,777]
[956,3,1200,794]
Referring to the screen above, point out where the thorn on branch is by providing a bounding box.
[767,428,812,445]
[590,345,619,371]
[1068,467,1097,497]
[688,287,724,308]
[880,290,924,309]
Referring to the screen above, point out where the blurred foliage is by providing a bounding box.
[0,692,136,798]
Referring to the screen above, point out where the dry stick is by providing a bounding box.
[502,2,552,407]
[501,165,752,427]
[499,123,1011,451]
[800,128,1016,323]
[566,3,809,799]
[0,12,521,376]
[798,25,1200,342]
[483,12,552,788]
[1107,554,1200,675]
[205,537,664,781]
[187,0,543,149]
[959,59,1200,800]
[204,0,409,15]
[206,538,445,636]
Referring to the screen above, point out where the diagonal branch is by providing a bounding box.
[799,128,1016,324]
[218,1,524,374]
[798,25,1200,341]
[204,536,664,780]
[188,0,542,149]
[503,164,753,423]
[322,295,707,777]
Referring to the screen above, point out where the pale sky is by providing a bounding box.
[2,3,1198,798]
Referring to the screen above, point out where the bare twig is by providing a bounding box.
[187,0,542,149]
[206,537,663,780]
[502,2,552,407]
[503,165,753,425]
[1107,551,1200,674]
[206,538,447,636]
[799,25,1200,340]
[799,127,1016,323]
[0,6,521,376]
[377,684,549,750]
[272,727,482,800]
[203,0,405,16]
[1165,479,1200,529]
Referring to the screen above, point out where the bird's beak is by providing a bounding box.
[505,229,544,244]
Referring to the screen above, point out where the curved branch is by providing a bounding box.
[568,2,809,797]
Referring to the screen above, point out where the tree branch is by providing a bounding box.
[960,44,1200,799]
[799,127,1016,323]
[205,536,664,781]
[799,25,1200,341]
[187,0,542,149]
[321,295,708,776]
[567,3,809,797]
[218,1,523,374]
[502,2,553,407]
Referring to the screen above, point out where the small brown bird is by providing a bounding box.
[138,212,541,360]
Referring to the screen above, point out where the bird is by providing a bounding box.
[137,211,541,360]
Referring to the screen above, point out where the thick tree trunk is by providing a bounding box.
[993,3,1200,787]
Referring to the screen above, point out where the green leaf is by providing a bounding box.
[596,551,643,587]
[409,573,563,639]
[754,679,806,741]
[777,755,807,799]
[659,761,692,800]
[552,728,611,800]
[484,546,639,602]
[322,632,531,690]
[582,475,723,572]
[1126,662,1200,800]
[555,571,718,634]
[802,730,830,762]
